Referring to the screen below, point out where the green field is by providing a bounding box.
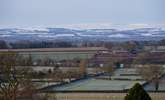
[20,51,95,61]
[48,78,145,91]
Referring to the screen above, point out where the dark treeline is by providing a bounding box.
[0,39,165,49]
[0,40,8,49]
[9,40,74,49]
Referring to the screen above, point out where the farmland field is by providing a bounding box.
[47,78,145,91]
[20,51,95,60]
[48,93,165,100]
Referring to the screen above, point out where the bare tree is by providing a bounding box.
[64,70,81,82]
[0,52,56,100]
[52,68,64,83]
[0,51,34,100]
[134,52,165,91]
[137,64,164,91]
[79,59,87,78]
[104,65,114,74]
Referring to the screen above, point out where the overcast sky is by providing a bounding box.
[0,0,165,28]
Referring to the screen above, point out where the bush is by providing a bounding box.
[125,83,151,100]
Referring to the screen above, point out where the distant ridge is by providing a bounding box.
[0,27,165,42]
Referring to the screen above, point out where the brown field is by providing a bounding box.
[48,92,165,100]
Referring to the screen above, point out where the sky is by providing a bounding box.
[0,0,165,28]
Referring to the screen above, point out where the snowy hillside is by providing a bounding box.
[0,28,165,42]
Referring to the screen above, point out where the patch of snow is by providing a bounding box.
[37,35,56,38]
[108,34,129,38]
[55,34,75,37]
[0,34,11,37]
[141,33,153,36]
[17,32,49,35]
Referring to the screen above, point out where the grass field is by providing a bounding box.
[20,51,94,60]
[49,92,165,100]
[52,78,144,91]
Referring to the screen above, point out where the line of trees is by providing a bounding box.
[1,39,165,49]
[0,51,88,100]
[134,52,165,91]
[0,52,56,100]
[10,41,74,49]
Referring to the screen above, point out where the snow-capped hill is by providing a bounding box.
[0,27,165,42]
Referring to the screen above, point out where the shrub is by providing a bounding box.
[125,83,151,100]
